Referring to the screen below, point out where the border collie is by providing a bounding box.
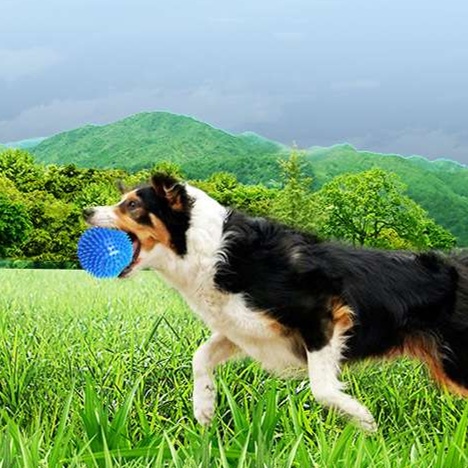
[84,173,468,432]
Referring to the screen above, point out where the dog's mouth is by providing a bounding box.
[119,232,141,278]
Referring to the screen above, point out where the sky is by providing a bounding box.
[1,0,468,162]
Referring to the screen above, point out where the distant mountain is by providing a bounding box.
[4,137,46,150]
[304,144,468,245]
[26,111,468,244]
[31,112,287,183]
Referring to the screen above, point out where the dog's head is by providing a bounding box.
[84,173,192,277]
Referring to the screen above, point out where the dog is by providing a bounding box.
[84,173,468,432]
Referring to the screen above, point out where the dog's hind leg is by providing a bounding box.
[192,333,241,425]
[307,323,377,432]
[391,331,468,398]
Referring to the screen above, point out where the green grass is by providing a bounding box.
[0,270,467,467]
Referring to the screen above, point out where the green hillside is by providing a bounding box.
[305,144,468,244]
[31,112,287,184]
[29,112,468,244]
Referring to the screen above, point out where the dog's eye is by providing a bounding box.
[128,200,139,210]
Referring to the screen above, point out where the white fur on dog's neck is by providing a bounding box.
[141,185,227,297]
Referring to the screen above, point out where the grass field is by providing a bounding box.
[0,270,467,467]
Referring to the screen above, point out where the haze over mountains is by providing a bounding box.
[3,137,46,150]
[3,111,468,244]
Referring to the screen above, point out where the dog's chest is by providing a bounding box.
[185,286,305,373]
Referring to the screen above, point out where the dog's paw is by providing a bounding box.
[353,408,378,433]
[193,380,216,426]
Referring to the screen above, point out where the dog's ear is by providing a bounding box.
[116,180,127,194]
[151,173,187,211]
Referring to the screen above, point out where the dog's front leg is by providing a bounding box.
[192,332,240,425]
[307,327,377,432]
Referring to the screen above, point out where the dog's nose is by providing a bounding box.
[83,207,95,219]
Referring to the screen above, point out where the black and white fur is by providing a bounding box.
[85,174,468,432]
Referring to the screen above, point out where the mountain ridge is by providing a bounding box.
[6,110,468,243]
[30,111,287,183]
[6,111,464,171]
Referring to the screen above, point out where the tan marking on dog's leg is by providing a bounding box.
[330,298,354,331]
[388,333,468,398]
[192,333,241,425]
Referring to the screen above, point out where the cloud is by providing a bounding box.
[349,128,468,163]
[208,16,246,25]
[330,79,381,92]
[0,47,61,82]
[273,32,308,43]
[0,86,283,141]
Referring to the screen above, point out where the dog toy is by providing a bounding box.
[78,227,133,278]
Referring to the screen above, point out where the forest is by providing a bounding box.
[0,147,456,267]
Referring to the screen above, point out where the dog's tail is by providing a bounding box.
[454,252,468,270]
[401,258,468,396]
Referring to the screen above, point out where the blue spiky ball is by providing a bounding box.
[78,227,133,278]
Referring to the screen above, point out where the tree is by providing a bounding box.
[0,175,22,202]
[74,182,120,210]
[151,161,185,179]
[20,191,82,262]
[270,150,318,231]
[0,149,44,192]
[0,194,32,257]
[195,172,278,217]
[314,169,456,250]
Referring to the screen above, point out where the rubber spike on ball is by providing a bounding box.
[78,227,133,278]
